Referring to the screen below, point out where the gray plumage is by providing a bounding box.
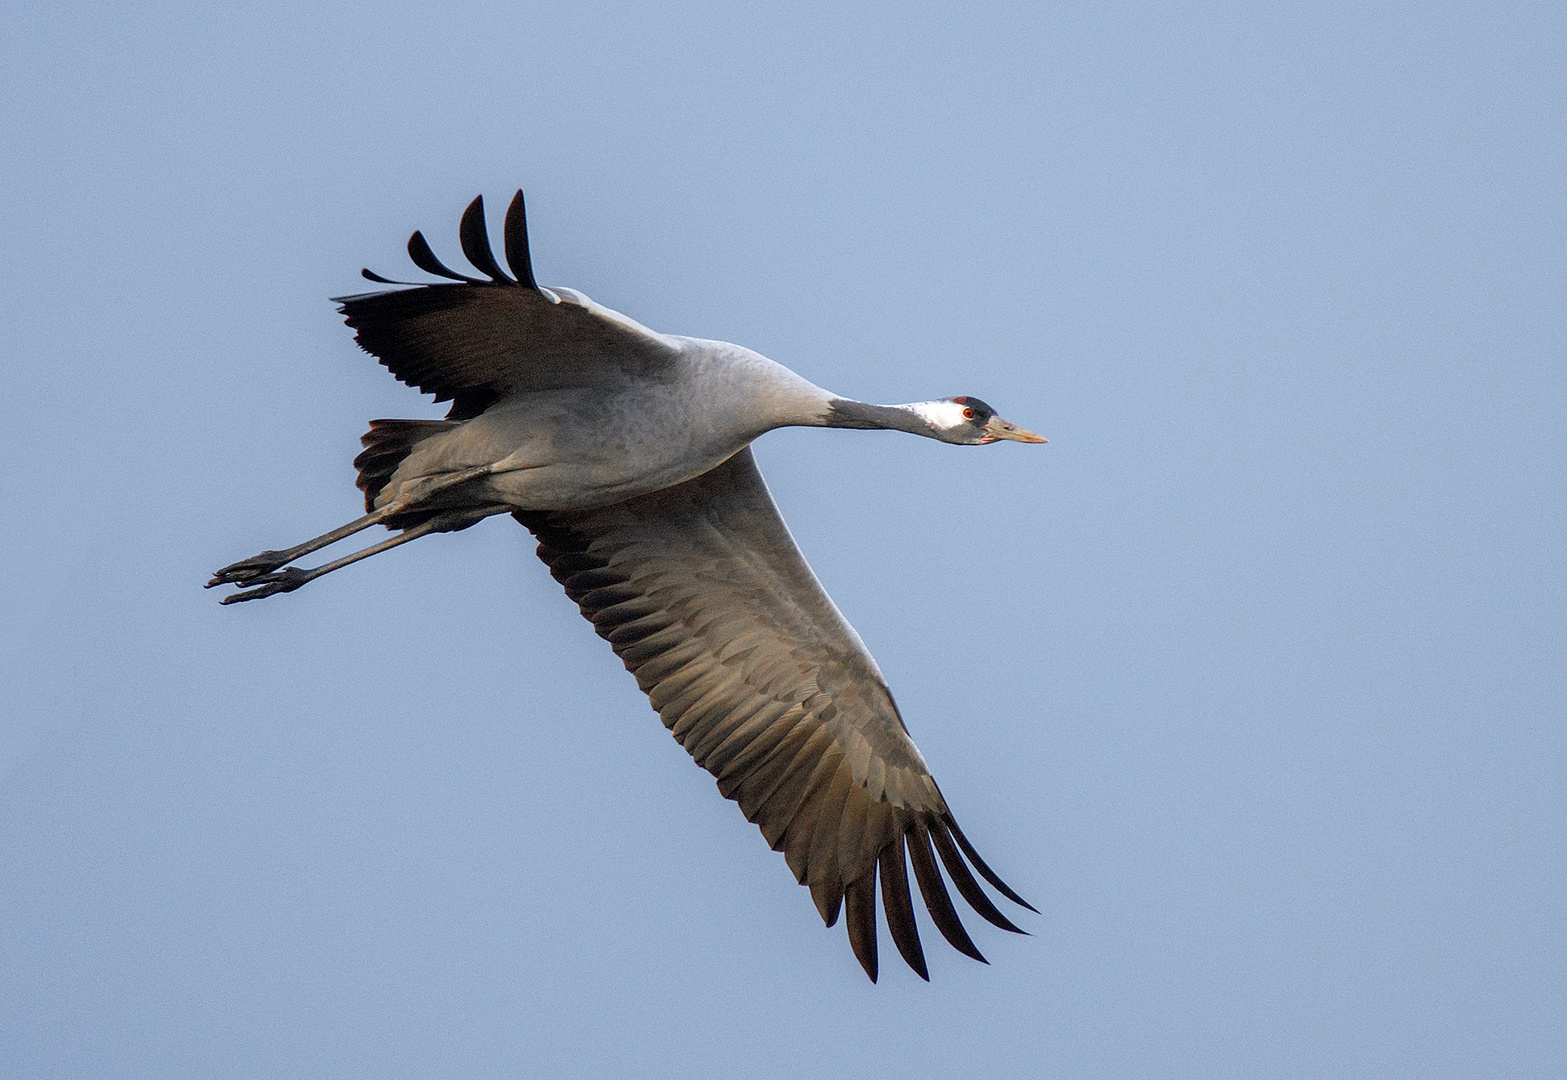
[210,192,1045,981]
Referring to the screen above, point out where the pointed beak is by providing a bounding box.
[982,415,1048,444]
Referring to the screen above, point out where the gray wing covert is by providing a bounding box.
[516,447,1033,981]
[336,193,681,419]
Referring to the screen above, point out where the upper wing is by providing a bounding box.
[515,447,1034,981]
[336,193,682,419]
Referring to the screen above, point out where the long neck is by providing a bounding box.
[822,398,935,437]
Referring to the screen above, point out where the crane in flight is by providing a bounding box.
[210,192,1045,980]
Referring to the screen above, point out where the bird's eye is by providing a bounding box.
[962,407,975,419]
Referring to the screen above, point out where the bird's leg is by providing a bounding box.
[207,512,384,586]
[218,506,507,604]
[207,463,503,588]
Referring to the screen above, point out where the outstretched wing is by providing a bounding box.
[336,192,682,419]
[516,447,1034,981]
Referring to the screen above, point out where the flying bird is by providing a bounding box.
[210,192,1045,981]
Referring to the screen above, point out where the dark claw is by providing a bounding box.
[207,550,294,588]
[217,567,312,604]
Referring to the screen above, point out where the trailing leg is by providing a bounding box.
[218,505,508,603]
[207,462,505,590]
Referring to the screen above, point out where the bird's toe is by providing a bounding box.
[217,566,311,603]
[207,550,294,587]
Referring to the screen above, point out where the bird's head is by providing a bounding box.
[905,397,1048,445]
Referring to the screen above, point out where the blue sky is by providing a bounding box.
[2,3,1563,1077]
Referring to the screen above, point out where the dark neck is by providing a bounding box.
[824,399,932,437]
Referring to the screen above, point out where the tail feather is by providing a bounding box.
[353,419,461,511]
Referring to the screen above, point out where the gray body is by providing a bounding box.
[210,192,1043,982]
[395,340,836,512]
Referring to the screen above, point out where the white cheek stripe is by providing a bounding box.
[905,400,969,430]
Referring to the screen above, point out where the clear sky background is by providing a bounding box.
[2,3,1562,1077]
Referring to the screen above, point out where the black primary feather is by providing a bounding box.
[458,195,514,284]
[930,821,1026,934]
[878,833,929,980]
[947,817,1038,912]
[407,229,483,283]
[503,189,539,290]
[360,268,418,284]
[845,871,879,982]
[907,821,986,963]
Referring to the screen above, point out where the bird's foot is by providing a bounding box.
[217,567,312,604]
[207,550,295,588]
